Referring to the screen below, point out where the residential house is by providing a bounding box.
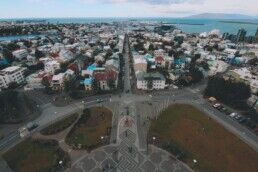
[44,60,60,75]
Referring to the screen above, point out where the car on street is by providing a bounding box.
[213,103,221,108]
[229,112,238,118]
[97,99,104,103]
[27,122,39,131]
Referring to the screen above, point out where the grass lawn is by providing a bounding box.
[40,113,78,135]
[65,107,112,150]
[149,104,258,172]
[3,138,70,172]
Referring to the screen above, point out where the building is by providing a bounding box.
[82,77,93,91]
[51,69,75,91]
[44,60,60,75]
[12,49,28,60]
[0,66,26,89]
[134,57,147,72]
[136,72,166,90]
[25,71,46,90]
[236,28,247,42]
[58,49,74,62]
[93,69,118,90]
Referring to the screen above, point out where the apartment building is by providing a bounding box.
[0,66,26,89]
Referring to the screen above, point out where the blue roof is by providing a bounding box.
[87,65,97,71]
[0,58,9,65]
[174,59,184,65]
[144,54,153,59]
[84,78,93,85]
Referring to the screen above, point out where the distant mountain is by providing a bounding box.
[186,13,255,19]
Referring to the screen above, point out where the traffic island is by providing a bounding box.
[65,107,113,151]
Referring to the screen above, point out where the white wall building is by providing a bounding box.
[136,72,166,90]
[44,60,60,75]
[12,49,28,60]
[0,66,26,89]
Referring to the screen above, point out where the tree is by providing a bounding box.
[92,79,100,94]
[2,48,14,63]
[205,76,251,109]
[35,49,44,59]
[148,43,155,51]
[189,68,204,83]
[0,90,20,123]
[64,78,76,94]
[107,79,115,90]
[146,78,153,90]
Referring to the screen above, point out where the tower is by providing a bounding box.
[236,28,247,42]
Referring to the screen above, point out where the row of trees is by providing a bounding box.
[205,76,251,110]
[0,91,21,123]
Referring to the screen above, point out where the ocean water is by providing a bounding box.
[0,18,258,41]
[45,18,258,35]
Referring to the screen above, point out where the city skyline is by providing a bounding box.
[0,0,258,18]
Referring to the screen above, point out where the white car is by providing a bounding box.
[18,126,29,138]
[213,103,221,108]
[229,113,238,118]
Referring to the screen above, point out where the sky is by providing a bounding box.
[0,0,258,18]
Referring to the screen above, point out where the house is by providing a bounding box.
[154,49,164,57]
[51,69,75,91]
[0,66,26,89]
[58,49,74,62]
[25,70,46,90]
[44,60,60,75]
[134,57,147,72]
[155,56,164,66]
[12,49,28,60]
[105,59,120,72]
[136,72,166,90]
[93,69,118,90]
[82,77,93,91]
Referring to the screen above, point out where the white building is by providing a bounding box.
[44,60,60,75]
[134,57,147,72]
[12,49,28,60]
[231,68,258,94]
[25,71,46,90]
[154,49,164,57]
[51,69,75,91]
[0,66,26,89]
[58,49,74,62]
[136,72,166,90]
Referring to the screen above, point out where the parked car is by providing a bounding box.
[27,122,39,131]
[238,117,247,124]
[213,103,221,108]
[244,120,256,129]
[97,99,104,103]
[219,107,227,112]
[229,112,238,118]
[234,114,242,120]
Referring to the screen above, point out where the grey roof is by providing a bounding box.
[136,72,165,81]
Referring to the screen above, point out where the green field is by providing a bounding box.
[149,104,258,172]
[3,139,70,172]
[65,107,112,150]
[41,113,78,135]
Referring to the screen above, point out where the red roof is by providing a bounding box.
[68,63,78,72]
[155,56,164,62]
[93,69,117,81]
